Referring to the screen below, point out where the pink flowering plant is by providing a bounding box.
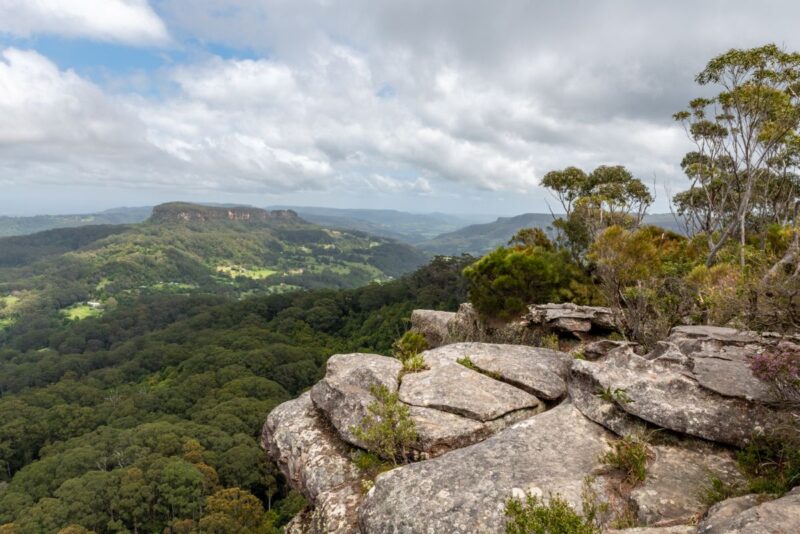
[749,346,800,406]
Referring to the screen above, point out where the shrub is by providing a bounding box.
[749,347,800,407]
[504,492,600,534]
[464,245,583,320]
[599,434,652,486]
[392,331,428,373]
[350,384,417,465]
[699,475,744,507]
[596,386,633,405]
[736,430,800,495]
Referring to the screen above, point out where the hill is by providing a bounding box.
[419,212,685,256]
[0,206,152,237]
[0,202,428,333]
[269,206,496,244]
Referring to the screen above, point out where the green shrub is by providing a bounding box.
[504,492,600,534]
[463,245,583,321]
[699,475,744,507]
[350,384,417,465]
[392,331,428,373]
[736,431,800,495]
[599,434,651,486]
[456,356,477,370]
[596,386,633,405]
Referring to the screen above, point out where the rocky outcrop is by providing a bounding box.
[359,402,615,533]
[570,327,795,447]
[523,302,617,334]
[150,201,299,224]
[310,353,403,449]
[698,487,800,533]
[409,310,455,348]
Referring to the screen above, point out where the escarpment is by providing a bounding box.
[261,303,800,533]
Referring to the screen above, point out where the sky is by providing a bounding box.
[1,1,799,216]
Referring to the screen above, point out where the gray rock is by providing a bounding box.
[698,487,800,533]
[631,444,744,525]
[570,349,790,447]
[421,342,572,400]
[399,360,540,421]
[310,353,402,449]
[410,309,456,348]
[606,527,697,534]
[700,494,762,525]
[358,402,615,534]
[581,339,638,361]
[262,392,360,502]
[524,303,617,333]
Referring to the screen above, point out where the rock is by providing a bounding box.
[410,309,456,349]
[420,342,572,400]
[262,393,363,534]
[570,348,790,447]
[262,392,360,502]
[698,487,800,533]
[310,353,402,449]
[630,444,744,525]
[700,494,763,525]
[358,402,615,534]
[606,527,696,534]
[524,303,618,334]
[581,339,637,361]
[408,406,486,457]
[399,359,541,421]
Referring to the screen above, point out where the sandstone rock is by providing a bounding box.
[421,342,572,400]
[700,494,763,525]
[310,353,402,449]
[631,444,744,525]
[570,349,789,447]
[697,487,800,533]
[399,360,540,421]
[358,402,615,533]
[606,527,697,534]
[262,392,360,502]
[410,309,456,349]
[524,303,617,334]
[581,339,637,361]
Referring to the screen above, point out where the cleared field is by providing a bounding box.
[63,303,104,321]
[216,265,277,280]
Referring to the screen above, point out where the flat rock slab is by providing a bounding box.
[607,528,696,534]
[421,342,572,400]
[262,392,360,502]
[358,402,615,534]
[399,360,540,421]
[698,487,800,533]
[571,350,789,447]
[631,444,744,525]
[311,353,402,449]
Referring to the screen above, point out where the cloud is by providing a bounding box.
[0,0,169,45]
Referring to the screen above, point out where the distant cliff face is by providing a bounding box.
[149,202,300,224]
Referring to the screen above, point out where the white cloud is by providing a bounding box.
[0,0,169,45]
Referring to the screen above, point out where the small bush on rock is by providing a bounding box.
[737,429,800,495]
[749,346,800,407]
[351,384,417,465]
[392,331,428,373]
[599,434,652,486]
[504,492,600,534]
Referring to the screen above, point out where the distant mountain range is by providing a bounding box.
[0,206,153,237]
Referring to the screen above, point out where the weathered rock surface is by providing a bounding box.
[399,360,541,421]
[606,527,697,534]
[631,444,744,525]
[262,392,360,502]
[524,302,617,334]
[581,339,638,360]
[310,353,402,449]
[262,392,362,533]
[409,309,455,348]
[698,487,800,533]
[358,402,615,533]
[421,342,572,400]
[571,343,790,447]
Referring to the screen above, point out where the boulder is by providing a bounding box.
[581,339,638,361]
[399,360,541,421]
[606,527,696,534]
[570,346,790,447]
[310,353,402,449]
[421,342,572,400]
[410,309,456,348]
[630,444,744,525]
[262,393,363,534]
[358,402,615,533]
[697,487,800,533]
[262,392,360,502]
[524,303,617,334]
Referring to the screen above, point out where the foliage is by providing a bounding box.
[749,347,800,406]
[392,331,428,373]
[699,475,745,507]
[599,434,652,486]
[463,240,586,320]
[737,428,800,495]
[197,487,278,534]
[350,384,417,465]
[456,356,477,370]
[596,387,633,405]
[504,492,600,534]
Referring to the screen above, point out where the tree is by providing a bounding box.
[674,44,800,267]
[198,488,275,534]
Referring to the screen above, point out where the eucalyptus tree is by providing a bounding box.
[674,44,800,267]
